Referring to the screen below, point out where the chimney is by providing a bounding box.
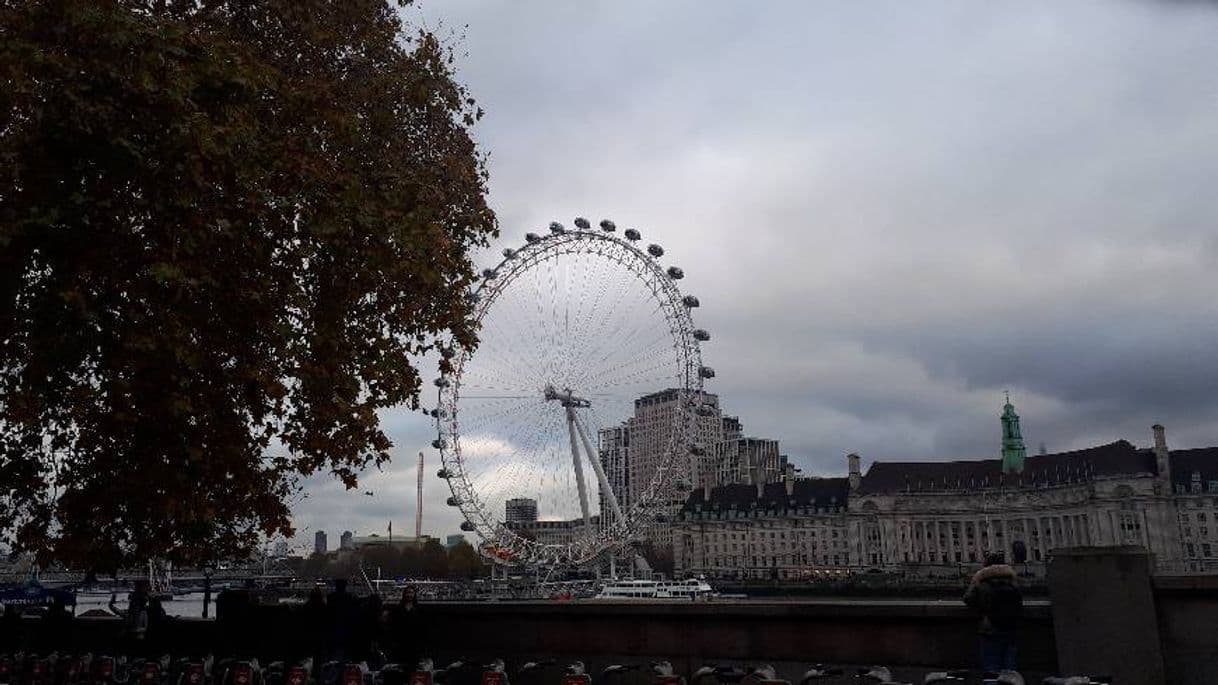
[848,453,861,491]
[702,479,712,502]
[783,463,795,496]
[1152,424,1170,482]
[754,467,765,499]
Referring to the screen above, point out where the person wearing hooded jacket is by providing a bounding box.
[963,551,1022,673]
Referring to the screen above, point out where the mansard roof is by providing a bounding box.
[682,478,850,512]
[1169,447,1218,489]
[857,440,1157,494]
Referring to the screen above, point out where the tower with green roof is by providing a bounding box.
[1001,391,1027,474]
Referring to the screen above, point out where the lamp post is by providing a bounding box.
[202,564,215,619]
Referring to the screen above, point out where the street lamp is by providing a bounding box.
[202,564,215,619]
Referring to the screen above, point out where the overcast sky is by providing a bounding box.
[288,0,1218,550]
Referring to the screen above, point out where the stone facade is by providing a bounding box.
[675,422,1218,578]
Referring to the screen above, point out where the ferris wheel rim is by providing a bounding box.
[432,221,708,566]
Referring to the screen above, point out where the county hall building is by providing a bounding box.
[673,397,1218,578]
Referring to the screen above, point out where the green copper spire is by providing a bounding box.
[1001,391,1027,474]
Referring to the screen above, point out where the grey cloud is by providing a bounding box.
[289,0,1218,543]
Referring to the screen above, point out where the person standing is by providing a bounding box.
[963,552,1023,673]
[327,579,360,663]
[109,580,150,655]
[387,586,421,665]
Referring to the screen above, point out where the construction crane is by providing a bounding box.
[415,451,424,538]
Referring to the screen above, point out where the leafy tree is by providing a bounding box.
[419,539,447,579]
[446,540,485,579]
[300,552,331,580]
[399,545,423,578]
[361,544,403,578]
[0,0,495,569]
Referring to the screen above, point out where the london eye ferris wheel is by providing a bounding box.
[430,218,713,566]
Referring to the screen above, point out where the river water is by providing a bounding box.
[75,592,213,619]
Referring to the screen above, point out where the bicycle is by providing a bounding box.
[797,666,843,685]
[854,667,910,685]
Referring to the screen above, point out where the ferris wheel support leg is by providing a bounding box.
[573,412,624,524]
[565,406,594,530]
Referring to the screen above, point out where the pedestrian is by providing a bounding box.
[215,579,257,656]
[388,586,421,665]
[147,595,169,655]
[42,594,74,652]
[301,587,328,675]
[327,579,360,663]
[109,580,150,655]
[963,552,1022,673]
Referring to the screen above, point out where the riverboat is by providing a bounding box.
[593,577,714,600]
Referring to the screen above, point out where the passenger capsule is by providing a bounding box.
[624,228,641,241]
[682,295,700,308]
[647,244,665,258]
[689,445,707,456]
[549,222,565,234]
[695,404,717,417]
[431,438,446,449]
[574,217,591,229]
[460,521,476,532]
[434,377,450,387]
[502,248,515,258]
[436,468,452,479]
[699,366,716,379]
[666,266,684,279]
[446,496,461,506]
[481,268,496,280]
[599,220,616,232]
[693,329,710,341]
[525,232,541,243]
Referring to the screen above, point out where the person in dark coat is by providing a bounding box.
[963,552,1023,673]
[43,594,75,652]
[387,586,421,666]
[327,579,361,663]
[110,580,150,655]
[301,586,328,669]
[215,579,257,657]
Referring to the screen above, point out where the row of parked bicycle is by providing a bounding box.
[0,653,1112,685]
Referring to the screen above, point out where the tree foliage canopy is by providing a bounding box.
[0,0,496,569]
[294,540,486,581]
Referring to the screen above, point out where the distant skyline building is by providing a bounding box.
[314,530,327,555]
[340,530,353,550]
[446,534,467,548]
[272,540,289,558]
[505,497,538,524]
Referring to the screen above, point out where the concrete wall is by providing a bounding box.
[1047,547,1166,685]
[1153,576,1218,685]
[7,600,1057,673]
[11,565,1218,682]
